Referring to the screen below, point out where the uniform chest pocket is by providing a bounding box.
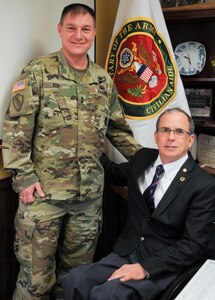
[93,106,109,132]
[86,91,110,131]
[38,87,73,131]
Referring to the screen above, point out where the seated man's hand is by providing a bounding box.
[108,263,148,282]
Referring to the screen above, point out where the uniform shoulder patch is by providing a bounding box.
[12,79,26,93]
[12,93,24,111]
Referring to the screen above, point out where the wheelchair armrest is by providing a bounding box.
[159,260,205,300]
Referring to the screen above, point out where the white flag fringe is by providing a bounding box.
[105,0,190,148]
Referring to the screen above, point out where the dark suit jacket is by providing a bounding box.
[102,148,215,280]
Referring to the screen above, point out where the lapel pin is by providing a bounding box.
[183,168,187,172]
[180,177,185,182]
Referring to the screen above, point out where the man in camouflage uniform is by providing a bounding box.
[2,3,141,300]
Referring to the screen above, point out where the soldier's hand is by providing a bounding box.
[18,182,45,204]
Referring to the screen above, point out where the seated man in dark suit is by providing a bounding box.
[62,107,215,300]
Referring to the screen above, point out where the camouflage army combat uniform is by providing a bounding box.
[3,50,141,299]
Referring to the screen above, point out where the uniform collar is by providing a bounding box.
[58,49,98,83]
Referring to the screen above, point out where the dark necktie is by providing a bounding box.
[143,164,164,213]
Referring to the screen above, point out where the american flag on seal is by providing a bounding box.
[133,62,153,83]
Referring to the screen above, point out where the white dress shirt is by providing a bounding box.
[138,154,188,208]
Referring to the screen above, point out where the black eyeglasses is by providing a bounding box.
[157,127,191,137]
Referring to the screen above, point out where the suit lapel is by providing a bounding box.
[133,149,158,197]
[153,155,195,216]
[130,148,158,212]
[134,148,158,179]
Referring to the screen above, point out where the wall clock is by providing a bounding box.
[174,41,206,76]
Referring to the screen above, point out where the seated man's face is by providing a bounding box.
[154,111,194,164]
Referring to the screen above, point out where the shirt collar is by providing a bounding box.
[154,154,188,178]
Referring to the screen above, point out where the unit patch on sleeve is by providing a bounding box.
[12,93,24,111]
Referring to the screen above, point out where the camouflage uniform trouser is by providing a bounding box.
[13,197,103,300]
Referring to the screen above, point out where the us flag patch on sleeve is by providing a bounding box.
[12,80,26,92]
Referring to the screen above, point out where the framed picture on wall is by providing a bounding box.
[185,87,213,119]
[160,0,205,8]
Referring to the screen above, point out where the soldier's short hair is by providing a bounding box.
[60,3,96,26]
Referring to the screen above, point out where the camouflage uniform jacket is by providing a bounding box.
[3,50,141,201]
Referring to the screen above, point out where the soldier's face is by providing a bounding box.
[58,12,96,59]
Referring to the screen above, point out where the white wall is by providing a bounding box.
[0,0,94,139]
